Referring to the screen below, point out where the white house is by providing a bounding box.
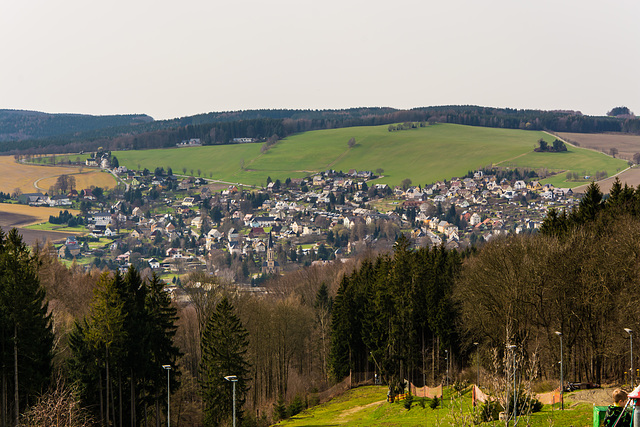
[469,212,482,226]
[93,212,112,226]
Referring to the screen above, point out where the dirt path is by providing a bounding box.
[33,176,49,191]
[566,387,616,406]
[337,400,385,423]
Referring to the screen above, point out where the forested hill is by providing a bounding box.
[0,109,153,143]
[3,105,640,155]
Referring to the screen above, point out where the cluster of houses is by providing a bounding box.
[18,187,104,207]
[176,138,202,147]
[19,192,73,207]
[18,163,582,279]
[85,151,112,169]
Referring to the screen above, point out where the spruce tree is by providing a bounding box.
[329,275,352,379]
[200,296,250,426]
[144,273,181,422]
[0,228,53,425]
[85,272,127,427]
[69,268,181,426]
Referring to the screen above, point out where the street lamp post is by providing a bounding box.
[444,349,449,388]
[474,342,479,386]
[162,365,172,427]
[555,331,563,410]
[225,375,238,427]
[507,345,517,422]
[625,328,633,386]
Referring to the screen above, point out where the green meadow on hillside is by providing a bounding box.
[114,124,628,188]
[276,385,592,427]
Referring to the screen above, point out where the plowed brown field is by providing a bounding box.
[555,133,640,193]
[0,156,116,194]
[0,203,81,245]
[557,132,640,163]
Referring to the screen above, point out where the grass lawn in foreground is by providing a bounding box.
[115,124,626,188]
[276,385,593,426]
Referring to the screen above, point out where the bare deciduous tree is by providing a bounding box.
[20,377,96,427]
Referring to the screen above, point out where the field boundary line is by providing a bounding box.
[326,148,351,169]
[494,151,531,166]
[543,131,617,158]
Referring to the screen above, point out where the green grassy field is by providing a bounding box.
[24,222,87,233]
[114,124,628,188]
[501,148,628,188]
[276,385,592,427]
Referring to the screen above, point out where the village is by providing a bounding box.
[15,158,580,285]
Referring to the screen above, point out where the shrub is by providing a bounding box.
[505,389,543,415]
[480,399,501,422]
[308,388,320,407]
[241,413,270,427]
[273,395,287,421]
[288,394,305,417]
[429,397,439,409]
[453,380,468,393]
[404,392,413,410]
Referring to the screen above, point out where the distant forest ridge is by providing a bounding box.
[0,109,153,143]
[3,106,640,155]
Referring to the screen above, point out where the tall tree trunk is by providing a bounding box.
[130,368,136,427]
[112,380,116,427]
[431,334,436,386]
[2,366,7,427]
[119,371,122,427]
[99,369,104,426]
[13,325,18,427]
[155,394,160,427]
[106,347,110,427]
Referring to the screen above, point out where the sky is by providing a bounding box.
[1,0,638,120]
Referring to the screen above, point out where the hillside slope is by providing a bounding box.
[275,385,592,426]
[115,123,628,187]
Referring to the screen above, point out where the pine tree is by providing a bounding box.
[0,228,53,425]
[315,283,333,379]
[84,272,127,427]
[329,275,354,380]
[573,182,603,223]
[117,266,148,426]
[69,268,182,426]
[200,297,250,426]
[68,320,102,420]
[144,273,181,423]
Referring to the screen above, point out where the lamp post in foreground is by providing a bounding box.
[555,331,563,410]
[507,345,517,422]
[474,342,479,386]
[625,328,633,386]
[444,349,449,388]
[162,365,171,427]
[225,375,238,427]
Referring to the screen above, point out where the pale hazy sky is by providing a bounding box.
[1,0,638,120]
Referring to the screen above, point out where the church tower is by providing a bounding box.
[262,232,280,274]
